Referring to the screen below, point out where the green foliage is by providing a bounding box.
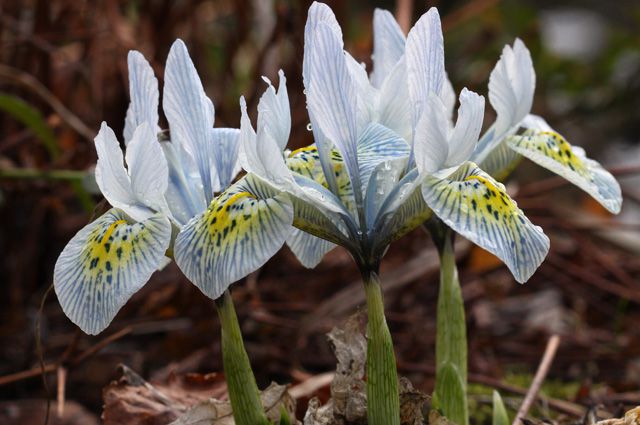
[434,225,469,425]
[364,274,401,425]
[276,407,292,425]
[0,93,59,157]
[435,363,469,425]
[492,391,509,425]
[0,93,95,212]
[216,291,271,425]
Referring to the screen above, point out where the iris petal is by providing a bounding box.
[54,209,171,335]
[422,162,549,282]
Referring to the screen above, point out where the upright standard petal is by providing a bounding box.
[306,22,362,193]
[125,123,169,215]
[174,174,294,300]
[94,122,151,222]
[163,39,216,202]
[303,3,345,197]
[445,88,485,167]
[377,57,412,142]
[257,70,291,151]
[303,1,343,87]
[406,8,445,125]
[124,51,160,144]
[210,128,241,189]
[371,8,406,88]
[473,39,535,164]
[239,97,294,190]
[413,96,450,175]
[422,162,549,282]
[507,128,622,214]
[54,209,171,334]
[490,39,534,135]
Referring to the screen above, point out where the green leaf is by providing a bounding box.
[0,93,95,212]
[276,406,292,425]
[435,363,468,425]
[433,227,468,425]
[492,391,509,425]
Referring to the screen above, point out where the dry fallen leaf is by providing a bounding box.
[303,313,429,425]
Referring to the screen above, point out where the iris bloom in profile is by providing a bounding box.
[54,39,292,334]
[54,39,291,425]
[366,6,622,424]
[470,39,622,214]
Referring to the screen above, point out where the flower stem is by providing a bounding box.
[362,270,400,425]
[215,290,270,425]
[432,223,469,425]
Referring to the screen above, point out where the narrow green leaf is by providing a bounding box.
[435,362,468,425]
[433,223,469,425]
[0,93,59,157]
[0,93,95,212]
[492,390,509,425]
[364,272,400,425]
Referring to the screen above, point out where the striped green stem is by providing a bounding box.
[215,290,270,425]
[432,222,469,425]
[363,270,400,425]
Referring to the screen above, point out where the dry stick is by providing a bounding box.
[399,361,585,417]
[56,367,66,418]
[0,363,57,386]
[0,64,95,141]
[512,335,561,425]
[0,326,132,388]
[395,0,413,34]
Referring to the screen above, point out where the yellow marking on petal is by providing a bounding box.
[288,145,319,157]
[100,220,127,245]
[207,191,257,240]
[84,219,136,279]
[463,175,520,222]
[285,145,354,211]
[516,131,588,176]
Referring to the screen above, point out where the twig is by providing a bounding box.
[395,0,413,35]
[56,367,67,418]
[400,361,585,417]
[70,326,132,365]
[512,335,561,425]
[0,326,132,388]
[0,363,57,386]
[0,64,95,140]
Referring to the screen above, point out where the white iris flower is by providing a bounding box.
[54,40,293,335]
[242,3,551,284]
[470,39,622,214]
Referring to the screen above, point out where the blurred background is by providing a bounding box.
[1,0,639,423]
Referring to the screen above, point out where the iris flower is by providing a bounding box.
[367,7,623,424]
[471,39,622,214]
[54,40,292,424]
[240,2,543,422]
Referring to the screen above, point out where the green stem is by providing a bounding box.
[363,270,400,425]
[433,224,469,425]
[215,290,270,425]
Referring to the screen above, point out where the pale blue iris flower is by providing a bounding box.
[54,40,293,335]
[470,39,622,214]
[241,3,551,284]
